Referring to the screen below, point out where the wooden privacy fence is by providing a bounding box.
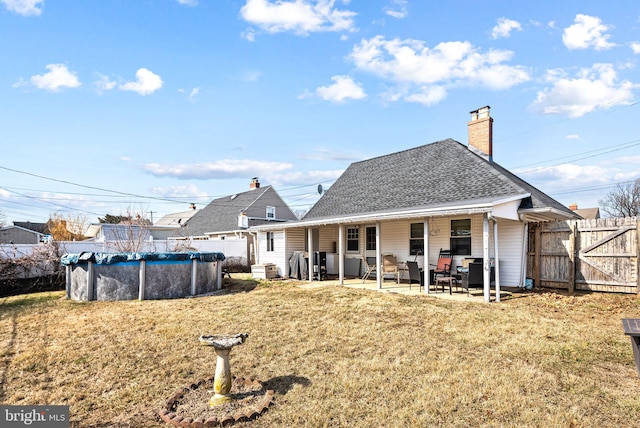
[528,217,639,294]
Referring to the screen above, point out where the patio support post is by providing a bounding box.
[307,228,314,281]
[424,217,430,295]
[493,217,501,302]
[483,214,490,302]
[376,222,382,290]
[338,224,344,285]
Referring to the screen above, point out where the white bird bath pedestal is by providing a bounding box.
[199,333,249,407]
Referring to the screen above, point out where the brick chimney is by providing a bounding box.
[569,203,578,211]
[250,177,260,189]
[468,106,493,162]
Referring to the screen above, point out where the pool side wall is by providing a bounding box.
[67,259,222,301]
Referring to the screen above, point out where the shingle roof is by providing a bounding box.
[154,209,200,227]
[13,221,49,234]
[184,186,296,235]
[304,139,576,220]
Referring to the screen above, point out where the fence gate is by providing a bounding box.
[528,217,639,294]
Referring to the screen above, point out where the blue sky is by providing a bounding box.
[1,0,640,227]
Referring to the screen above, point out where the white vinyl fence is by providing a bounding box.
[0,239,248,280]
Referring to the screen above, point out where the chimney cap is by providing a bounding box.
[470,105,491,114]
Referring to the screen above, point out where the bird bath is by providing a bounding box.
[199,333,249,407]
[159,332,275,427]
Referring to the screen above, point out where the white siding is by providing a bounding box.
[495,219,525,287]
[257,231,287,277]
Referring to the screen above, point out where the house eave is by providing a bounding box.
[518,207,580,223]
[251,202,498,231]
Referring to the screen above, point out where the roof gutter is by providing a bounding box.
[252,202,496,231]
[518,207,579,222]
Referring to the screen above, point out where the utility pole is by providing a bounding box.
[148,211,157,224]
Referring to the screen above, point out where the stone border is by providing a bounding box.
[159,376,275,427]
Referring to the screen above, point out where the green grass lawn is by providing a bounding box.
[1,276,640,427]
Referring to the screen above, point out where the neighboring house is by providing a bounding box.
[84,221,179,245]
[252,106,580,301]
[568,203,601,220]
[154,204,200,227]
[0,223,47,244]
[183,178,299,266]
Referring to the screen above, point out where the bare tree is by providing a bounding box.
[599,179,640,218]
[0,210,6,228]
[106,209,152,252]
[0,241,65,295]
[48,212,89,241]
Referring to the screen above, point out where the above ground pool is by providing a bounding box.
[61,251,225,301]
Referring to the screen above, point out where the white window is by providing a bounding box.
[266,231,275,252]
[346,227,359,252]
[266,206,276,219]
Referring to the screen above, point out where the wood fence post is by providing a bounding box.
[534,223,541,290]
[568,222,576,294]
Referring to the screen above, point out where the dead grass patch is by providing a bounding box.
[0,276,639,427]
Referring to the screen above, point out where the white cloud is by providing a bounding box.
[22,64,81,92]
[384,0,407,19]
[242,29,256,41]
[142,159,293,179]
[94,73,117,93]
[530,63,637,117]
[299,147,362,161]
[348,36,529,105]
[150,184,208,199]
[565,134,582,140]
[491,17,522,39]
[240,0,357,36]
[179,87,200,102]
[119,68,163,95]
[1,0,43,16]
[242,70,262,81]
[563,14,615,50]
[631,42,640,54]
[176,0,197,6]
[313,75,366,103]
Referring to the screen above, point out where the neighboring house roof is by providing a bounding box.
[573,208,600,219]
[154,209,200,227]
[13,221,49,234]
[184,185,298,236]
[0,225,46,244]
[302,139,578,224]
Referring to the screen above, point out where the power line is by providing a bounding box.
[0,164,187,204]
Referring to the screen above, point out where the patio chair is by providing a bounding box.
[406,261,423,290]
[432,249,452,282]
[382,254,400,283]
[361,256,377,282]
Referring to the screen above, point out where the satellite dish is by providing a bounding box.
[317,184,323,194]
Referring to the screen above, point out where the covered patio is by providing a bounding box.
[297,275,517,303]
